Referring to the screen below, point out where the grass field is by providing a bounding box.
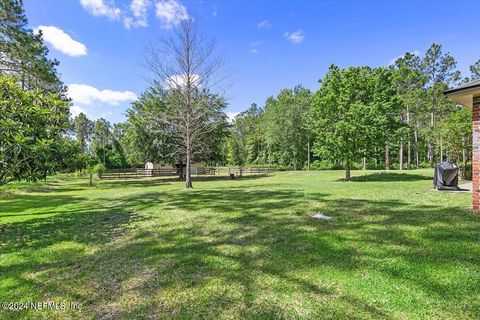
[0,170,479,319]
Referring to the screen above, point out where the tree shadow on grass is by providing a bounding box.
[98,173,272,189]
[340,171,433,182]
[1,183,479,319]
[98,189,479,319]
[0,194,86,216]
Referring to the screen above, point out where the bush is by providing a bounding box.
[311,160,335,170]
[91,163,107,177]
[419,161,431,169]
[459,162,472,180]
[350,162,363,170]
[390,163,400,170]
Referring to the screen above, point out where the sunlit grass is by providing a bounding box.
[0,170,479,319]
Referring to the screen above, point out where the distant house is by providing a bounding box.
[445,79,480,210]
[144,162,172,170]
[144,162,205,176]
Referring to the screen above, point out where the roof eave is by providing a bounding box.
[444,85,480,108]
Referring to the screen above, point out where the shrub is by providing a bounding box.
[419,161,431,169]
[390,163,400,170]
[459,162,472,180]
[311,160,335,170]
[85,163,107,186]
[91,163,107,177]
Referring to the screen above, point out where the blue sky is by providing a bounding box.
[24,0,480,123]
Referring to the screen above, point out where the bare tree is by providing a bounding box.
[145,19,227,189]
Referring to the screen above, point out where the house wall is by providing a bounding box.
[473,97,480,209]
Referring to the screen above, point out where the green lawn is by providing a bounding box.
[0,170,479,319]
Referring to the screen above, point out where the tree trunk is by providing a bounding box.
[185,146,193,189]
[399,136,403,170]
[385,143,390,171]
[414,115,419,168]
[399,114,403,170]
[439,135,443,162]
[406,106,411,169]
[178,163,184,180]
[428,111,434,166]
[89,174,93,187]
[307,140,311,171]
[102,139,106,165]
[363,157,366,170]
[345,158,351,181]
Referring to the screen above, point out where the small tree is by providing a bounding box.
[145,19,228,189]
[86,163,106,187]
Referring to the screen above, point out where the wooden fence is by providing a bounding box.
[99,167,278,180]
[100,168,176,179]
[217,167,278,175]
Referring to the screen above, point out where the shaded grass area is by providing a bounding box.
[0,170,479,319]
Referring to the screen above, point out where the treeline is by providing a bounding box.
[1,0,477,185]
[72,42,476,182]
[62,43,479,182]
[225,44,476,179]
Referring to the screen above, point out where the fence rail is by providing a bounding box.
[99,167,278,180]
[100,168,177,179]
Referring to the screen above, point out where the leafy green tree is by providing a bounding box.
[469,60,480,80]
[86,163,107,187]
[107,123,128,168]
[124,87,182,165]
[393,52,428,169]
[227,103,265,166]
[92,118,111,165]
[73,112,93,154]
[0,76,69,184]
[310,65,400,180]
[0,0,64,93]
[263,86,311,169]
[437,107,471,165]
[422,43,460,165]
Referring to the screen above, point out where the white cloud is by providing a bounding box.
[70,105,87,118]
[257,20,271,29]
[155,0,189,29]
[34,26,87,57]
[226,112,239,122]
[284,30,304,44]
[389,50,421,65]
[124,0,150,29]
[68,84,137,106]
[164,74,200,89]
[249,41,261,54]
[80,0,190,30]
[80,0,121,20]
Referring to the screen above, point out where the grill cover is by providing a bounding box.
[433,162,459,190]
